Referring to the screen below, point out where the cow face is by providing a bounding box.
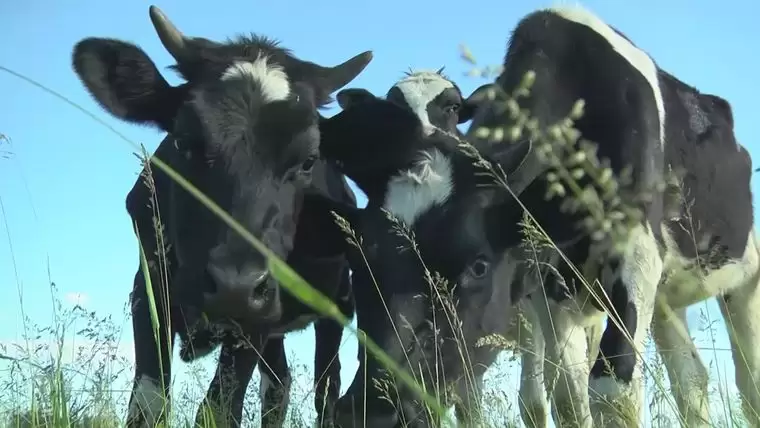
[337,69,470,137]
[321,97,531,426]
[72,6,372,323]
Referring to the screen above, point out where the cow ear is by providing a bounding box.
[72,37,182,131]
[458,83,502,124]
[336,88,377,110]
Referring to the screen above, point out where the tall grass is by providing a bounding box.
[0,42,753,428]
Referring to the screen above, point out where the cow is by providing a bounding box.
[251,69,466,428]
[71,5,372,427]
[335,73,602,427]
[317,90,534,427]
[327,4,759,428]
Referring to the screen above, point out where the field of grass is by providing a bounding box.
[0,53,756,428]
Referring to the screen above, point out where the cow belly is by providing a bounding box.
[659,230,760,309]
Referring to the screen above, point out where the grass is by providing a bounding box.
[0,44,756,427]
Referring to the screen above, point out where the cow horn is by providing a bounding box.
[317,51,374,94]
[148,5,191,63]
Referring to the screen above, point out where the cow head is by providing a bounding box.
[337,69,471,137]
[320,96,532,427]
[72,5,373,323]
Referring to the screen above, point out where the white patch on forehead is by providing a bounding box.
[221,55,291,103]
[383,147,453,227]
[393,70,455,136]
[548,4,665,148]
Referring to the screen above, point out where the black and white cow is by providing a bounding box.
[71,6,371,427]
[328,4,759,428]
[336,72,602,427]
[460,6,760,427]
[254,69,470,428]
[318,91,534,427]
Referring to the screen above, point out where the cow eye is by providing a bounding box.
[469,256,490,279]
[301,155,317,173]
[446,103,461,114]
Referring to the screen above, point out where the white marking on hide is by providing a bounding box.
[548,4,666,148]
[660,230,760,308]
[222,56,291,103]
[383,148,453,227]
[393,70,455,136]
[128,375,166,426]
[620,224,663,313]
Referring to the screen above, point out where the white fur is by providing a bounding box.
[127,375,167,426]
[383,148,453,227]
[393,70,455,136]
[548,4,666,148]
[222,55,291,103]
[660,230,760,308]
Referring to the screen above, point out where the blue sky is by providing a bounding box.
[1,0,759,424]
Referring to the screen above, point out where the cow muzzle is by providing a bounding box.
[204,265,282,324]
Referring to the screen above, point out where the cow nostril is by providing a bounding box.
[253,269,270,287]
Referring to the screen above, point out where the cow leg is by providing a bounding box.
[126,265,176,428]
[584,322,603,369]
[589,224,662,428]
[532,293,593,428]
[259,335,291,428]
[718,285,760,426]
[517,302,549,428]
[452,370,488,425]
[197,332,265,427]
[314,268,354,428]
[652,305,710,427]
[312,317,346,427]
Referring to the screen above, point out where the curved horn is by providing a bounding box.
[148,5,191,63]
[317,51,374,94]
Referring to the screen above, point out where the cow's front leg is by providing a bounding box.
[126,266,176,428]
[196,331,265,428]
[517,301,549,428]
[532,293,592,428]
[589,224,662,428]
[313,282,353,428]
[259,335,291,428]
